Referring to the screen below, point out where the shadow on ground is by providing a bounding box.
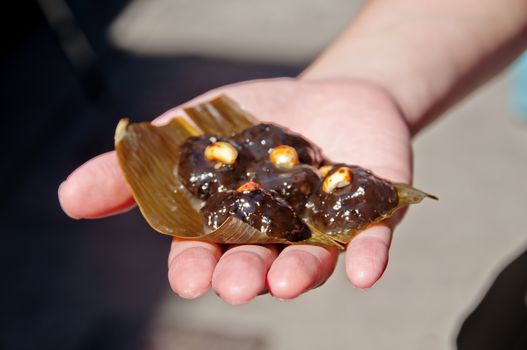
[0,2,300,349]
[0,47,298,350]
[457,246,527,350]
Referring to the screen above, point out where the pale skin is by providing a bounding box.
[58,0,527,304]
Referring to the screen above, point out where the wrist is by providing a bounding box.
[300,27,460,135]
[301,0,527,134]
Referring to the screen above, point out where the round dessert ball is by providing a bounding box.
[201,182,310,242]
[306,165,398,234]
[177,136,247,199]
[251,160,320,215]
[232,123,323,166]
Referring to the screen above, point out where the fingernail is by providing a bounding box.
[177,287,205,300]
[277,297,292,302]
[352,285,368,291]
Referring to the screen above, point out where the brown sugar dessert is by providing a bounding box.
[177,136,246,199]
[306,165,399,235]
[201,181,310,242]
[249,145,320,215]
[232,123,323,166]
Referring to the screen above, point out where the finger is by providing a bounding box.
[341,154,411,289]
[267,245,338,300]
[167,238,222,299]
[345,224,392,289]
[58,151,135,219]
[212,245,278,305]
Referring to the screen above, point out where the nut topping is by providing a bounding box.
[204,141,238,165]
[318,165,334,177]
[322,167,352,193]
[269,145,299,168]
[237,181,262,192]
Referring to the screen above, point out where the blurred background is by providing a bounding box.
[1,0,527,349]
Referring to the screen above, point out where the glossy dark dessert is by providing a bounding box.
[232,123,323,166]
[116,96,435,248]
[114,95,437,250]
[177,136,247,199]
[177,123,404,240]
[306,165,399,234]
[201,182,310,242]
[251,160,320,215]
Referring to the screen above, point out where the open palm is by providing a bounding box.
[59,78,413,304]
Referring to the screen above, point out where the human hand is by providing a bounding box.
[58,78,412,304]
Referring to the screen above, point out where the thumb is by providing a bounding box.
[58,151,135,219]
